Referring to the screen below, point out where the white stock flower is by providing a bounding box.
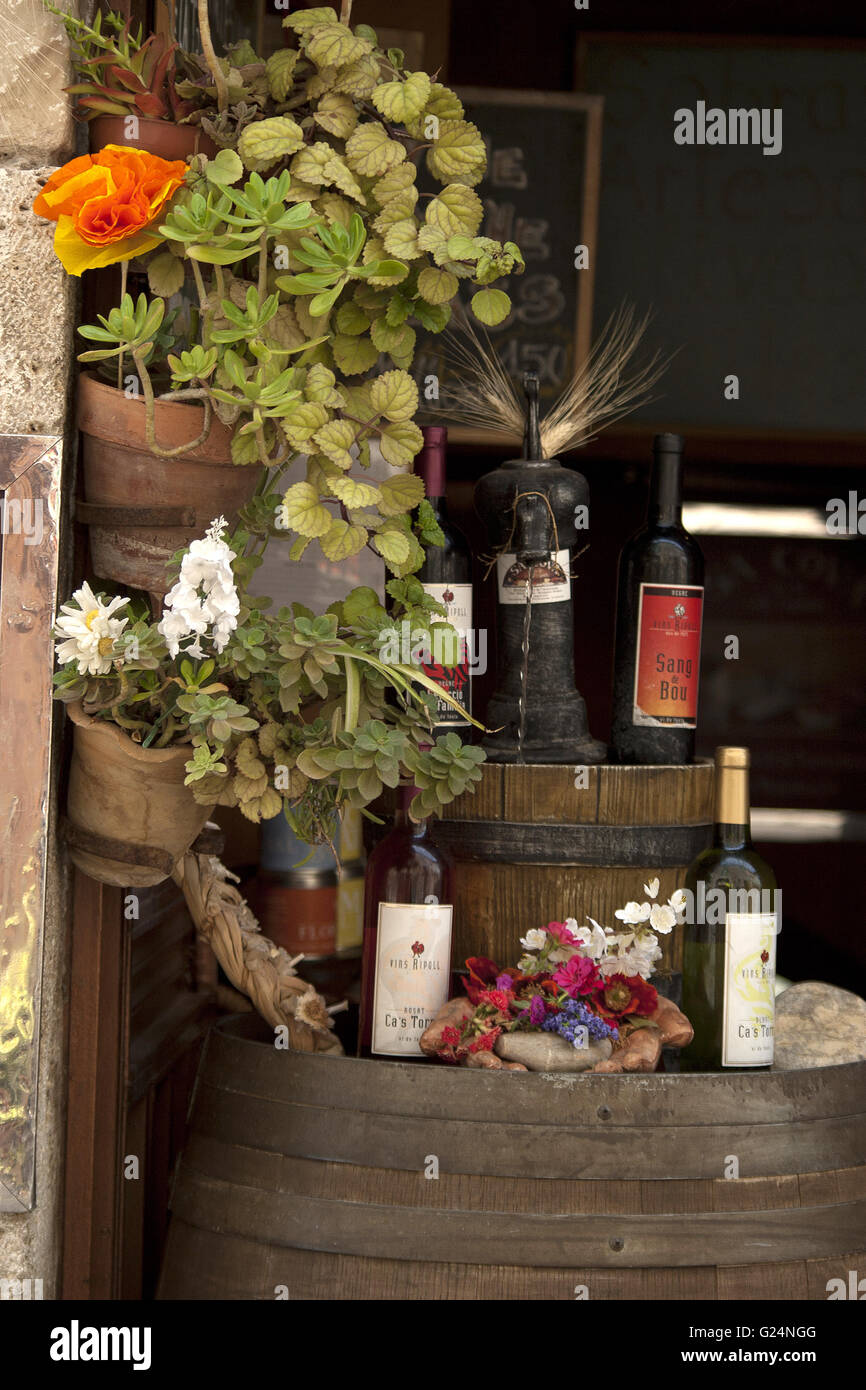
[649,902,677,934]
[615,900,651,925]
[158,517,239,658]
[55,581,130,675]
[519,928,548,952]
[644,877,660,899]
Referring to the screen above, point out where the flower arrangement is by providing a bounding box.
[53,516,484,836]
[425,880,689,1069]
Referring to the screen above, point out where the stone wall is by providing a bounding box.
[0,0,80,1299]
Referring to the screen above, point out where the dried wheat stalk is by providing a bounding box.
[437,305,671,458]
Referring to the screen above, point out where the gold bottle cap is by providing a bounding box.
[715,745,750,769]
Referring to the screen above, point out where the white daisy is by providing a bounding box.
[54,581,130,675]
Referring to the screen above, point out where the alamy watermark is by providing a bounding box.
[0,497,43,545]
[376,619,488,677]
[674,101,782,157]
[681,884,782,927]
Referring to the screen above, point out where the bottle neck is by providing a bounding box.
[648,450,683,526]
[394,782,426,833]
[416,428,447,501]
[714,765,751,851]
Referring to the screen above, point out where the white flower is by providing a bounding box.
[55,581,130,675]
[579,918,609,960]
[669,888,687,916]
[519,928,548,952]
[649,902,677,934]
[615,900,651,925]
[644,877,660,899]
[158,517,238,658]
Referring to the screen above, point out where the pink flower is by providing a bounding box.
[546,920,578,946]
[552,954,602,999]
[478,988,513,1014]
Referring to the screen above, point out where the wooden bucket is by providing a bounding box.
[158,1015,866,1300]
[435,761,714,972]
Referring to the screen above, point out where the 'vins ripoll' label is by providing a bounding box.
[496,550,571,605]
[722,912,777,1067]
[421,582,472,724]
[371,902,453,1056]
[632,583,703,727]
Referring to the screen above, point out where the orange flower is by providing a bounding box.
[33,145,188,277]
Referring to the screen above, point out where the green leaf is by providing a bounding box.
[470,287,511,326]
[412,299,450,333]
[345,122,406,178]
[307,23,372,70]
[281,481,333,538]
[330,475,382,508]
[382,218,419,260]
[313,90,358,140]
[238,116,306,170]
[319,518,368,561]
[147,250,185,298]
[427,120,487,185]
[265,48,299,102]
[426,183,484,237]
[332,333,379,375]
[314,417,357,469]
[379,420,424,467]
[417,266,458,306]
[336,301,370,336]
[378,471,425,516]
[284,7,337,30]
[370,369,418,422]
[372,71,431,124]
[281,400,330,449]
[205,148,244,187]
[372,529,411,565]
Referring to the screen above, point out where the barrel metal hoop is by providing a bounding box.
[76,500,197,528]
[432,819,712,867]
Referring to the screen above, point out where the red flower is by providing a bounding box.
[478,988,513,1014]
[468,1028,500,1053]
[552,954,601,998]
[463,956,504,1004]
[411,941,424,956]
[596,974,658,1020]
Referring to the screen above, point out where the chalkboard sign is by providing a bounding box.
[414,88,602,442]
[580,39,866,435]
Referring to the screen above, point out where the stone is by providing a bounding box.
[495,1031,613,1072]
[773,981,866,1070]
[0,0,76,163]
[0,165,77,434]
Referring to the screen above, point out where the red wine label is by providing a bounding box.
[632,583,703,727]
[496,549,571,605]
[722,913,777,1066]
[371,902,453,1056]
[421,582,472,725]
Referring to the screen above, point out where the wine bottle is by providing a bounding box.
[414,425,473,738]
[610,433,704,764]
[358,782,453,1059]
[681,747,778,1071]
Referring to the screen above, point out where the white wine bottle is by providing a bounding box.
[682,747,778,1071]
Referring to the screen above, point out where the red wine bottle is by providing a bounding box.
[414,426,473,738]
[358,783,453,1059]
[610,434,704,764]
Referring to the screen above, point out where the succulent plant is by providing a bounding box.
[46,4,194,122]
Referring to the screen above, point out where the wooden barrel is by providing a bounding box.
[435,761,714,972]
[158,1015,866,1301]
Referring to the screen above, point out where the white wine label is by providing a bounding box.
[722,912,777,1067]
[371,902,453,1056]
[496,549,571,605]
[421,582,473,724]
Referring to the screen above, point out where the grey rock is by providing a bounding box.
[773,981,866,1070]
[495,1031,612,1072]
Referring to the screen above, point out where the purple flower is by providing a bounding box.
[528,995,547,1026]
[495,973,514,991]
[541,997,618,1046]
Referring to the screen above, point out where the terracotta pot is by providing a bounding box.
[78,373,262,594]
[88,114,216,161]
[65,702,214,888]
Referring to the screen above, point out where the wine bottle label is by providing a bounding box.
[421,582,472,724]
[496,549,571,605]
[632,583,703,727]
[371,901,453,1056]
[722,912,777,1067]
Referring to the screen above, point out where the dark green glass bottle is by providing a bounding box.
[681,747,778,1072]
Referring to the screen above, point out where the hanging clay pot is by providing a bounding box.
[88,114,216,161]
[77,372,261,595]
[65,702,215,888]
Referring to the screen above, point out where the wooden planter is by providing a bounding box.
[65,702,214,888]
[77,373,261,594]
[436,761,715,975]
[157,1014,866,1300]
[88,114,216,161]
